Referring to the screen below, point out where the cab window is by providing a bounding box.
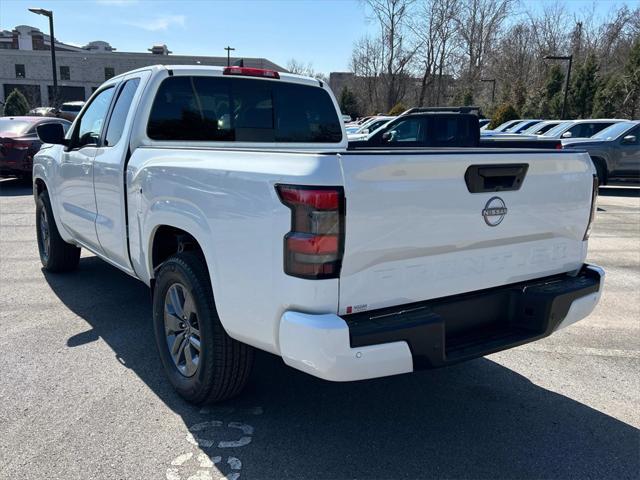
[73,87,115,148]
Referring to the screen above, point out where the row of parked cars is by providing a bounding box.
[344,111,639,185]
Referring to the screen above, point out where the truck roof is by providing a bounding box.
[107,64,320,87]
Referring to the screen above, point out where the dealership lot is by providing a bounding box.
[0,178,638,479]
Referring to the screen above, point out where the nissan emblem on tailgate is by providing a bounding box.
[482,196,508,226]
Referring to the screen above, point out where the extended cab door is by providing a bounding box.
[93,71,150,272]
[57,86,116,251]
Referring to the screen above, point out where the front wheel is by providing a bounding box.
[152,252,254,404]
[36,190,81,272]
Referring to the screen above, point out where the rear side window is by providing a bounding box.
[147,76,342,143]
[105,78,140,147]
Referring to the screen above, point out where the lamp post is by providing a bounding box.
[544,54,573,119]
[481,78,496,104]
[28,7,57,107]
[224,46,235,67]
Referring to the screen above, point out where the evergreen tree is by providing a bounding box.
[622,39,640,117]
[3,89,30,116]
[570,55,599,118]
[593,75,624,117]
[339,86,360,119]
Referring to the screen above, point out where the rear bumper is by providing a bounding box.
[278,264,604,381]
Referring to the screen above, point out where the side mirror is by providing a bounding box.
[382,131,396,142]
[37,123,67,146]
[561,131,572,138]
[622,135,637,144]
[362,128,369,135]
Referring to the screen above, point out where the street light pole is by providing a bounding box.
[224,46,235,67]
[481,78,496,103]
[28,7,57,106]
[544,54,573,120]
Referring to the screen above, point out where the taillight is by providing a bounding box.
[555,142,563,150]
[223,66,280,79]
[1,140,30,151]
[584,174,598,240]
[276,184,345,279]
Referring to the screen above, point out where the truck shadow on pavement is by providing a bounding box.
[45,256,638,480]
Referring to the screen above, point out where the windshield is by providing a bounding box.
[542,121,573,137]
[591,122,636,141]
[358,118,390,134]
[494,120,519,132]
[0,119,32,135]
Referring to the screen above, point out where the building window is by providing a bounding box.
[104,67,115,80]
[60,66,70,81]
[15,64,25,78]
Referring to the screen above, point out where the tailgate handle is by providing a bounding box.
[465,164,528,193]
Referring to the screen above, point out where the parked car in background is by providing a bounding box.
[347,115,395,140]
[521,120,563,136]
[478,118,491,129]
[349,112,561,149]
[56,101,85,121]
[485,119,522,133]
[542,119,622,140]
[563,120,640,185]
[0,116,71,180]
[28,107,58,117]
[504,119,543,133]
[341,114,352,123]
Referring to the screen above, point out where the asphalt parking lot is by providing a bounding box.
[0,178,638,480]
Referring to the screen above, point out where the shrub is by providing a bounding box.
[3,89,30,116]
[488,103,519,129]
[388,102,408,116]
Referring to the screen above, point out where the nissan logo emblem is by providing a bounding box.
[482,196,508,226]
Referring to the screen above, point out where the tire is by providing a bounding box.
[36,190,81,272]
[593,158,607,186]
[152,251,254,404]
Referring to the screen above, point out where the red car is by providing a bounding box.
[0,116,71,180]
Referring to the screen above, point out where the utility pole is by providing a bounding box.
[544,55,573,119]
[29,8,57,106]
[224,46,235,67]
[481,78,496,104]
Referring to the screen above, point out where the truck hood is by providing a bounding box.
[562,139,601,148]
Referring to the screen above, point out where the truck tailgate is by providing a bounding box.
[337,150,594,315]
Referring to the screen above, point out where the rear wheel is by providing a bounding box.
[152,251,254,404]
[36,190,81,272]
[593,158,607,186]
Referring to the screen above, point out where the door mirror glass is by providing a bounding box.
[622,135,637,144]
[361,128,369,135]
[383,130,398,142]
[36,123,67,146]
[561,131,572,138]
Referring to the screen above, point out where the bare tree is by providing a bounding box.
[350,36,385,112]
[286,59,327,82]
[411,0,458,106]
[365,0,419,111]
[454,0,513,97]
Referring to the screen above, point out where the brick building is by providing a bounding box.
[0,24,284,108]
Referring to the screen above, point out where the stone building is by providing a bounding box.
[0,24,284,108]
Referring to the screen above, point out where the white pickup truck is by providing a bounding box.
[33,65,604,404]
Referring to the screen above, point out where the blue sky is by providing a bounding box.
[0,0,631,73]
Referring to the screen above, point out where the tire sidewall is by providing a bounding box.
[35,193,51,268]
[153,257,217,403]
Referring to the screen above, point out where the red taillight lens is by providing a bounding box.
[223,66,280,79]
[1,140,30,151]
[556,142,563,150]
[584,174,598,240]
[276,184,345,279]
